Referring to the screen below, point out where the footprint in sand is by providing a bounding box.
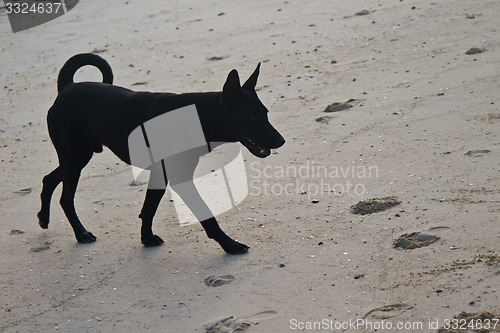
[464,149,491,157]
[323,99,363,113]
[31,241,53,252]
[13,188,32,196]
[351,196,401,215]
[204,275,235,287]
[205,316,250,333]
[128,180,147,186]
[363,303,413,320]
[393,232,439,250]
[205,311,278,333]
[315,115,334,124]
[465,47,486,55]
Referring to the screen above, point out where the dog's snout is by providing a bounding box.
[273,135,286,148]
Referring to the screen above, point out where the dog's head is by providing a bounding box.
[221,64,285,158]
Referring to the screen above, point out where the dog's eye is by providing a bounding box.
[250,116,257,121]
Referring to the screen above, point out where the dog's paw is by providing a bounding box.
[76,231,97,243]
[142,234,164,247]
[220,240,250,255]
[37,211,49,229]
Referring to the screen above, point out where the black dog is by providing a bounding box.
[38,53,285,254]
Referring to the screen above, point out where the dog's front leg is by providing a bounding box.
[164,153,249,254]
[199,217,250,254]
[139,161,167,247]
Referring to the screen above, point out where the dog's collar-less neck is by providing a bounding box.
[145,92,233,146]
[190,92,229,143]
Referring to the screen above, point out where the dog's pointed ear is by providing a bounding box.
[223,69,241,96]
[242,63,260,91]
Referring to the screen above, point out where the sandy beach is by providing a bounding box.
[1,0,499,332]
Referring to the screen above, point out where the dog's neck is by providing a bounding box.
[160,92,234,143]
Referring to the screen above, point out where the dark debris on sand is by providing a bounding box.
[465,47,485,55]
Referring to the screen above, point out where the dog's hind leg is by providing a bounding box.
[139,161,167,247]
[58,148,96,243]
[38,166,62,229]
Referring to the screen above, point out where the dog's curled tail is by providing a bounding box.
[57,53,114,93]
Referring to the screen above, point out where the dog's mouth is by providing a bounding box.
[240,136,271,158]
